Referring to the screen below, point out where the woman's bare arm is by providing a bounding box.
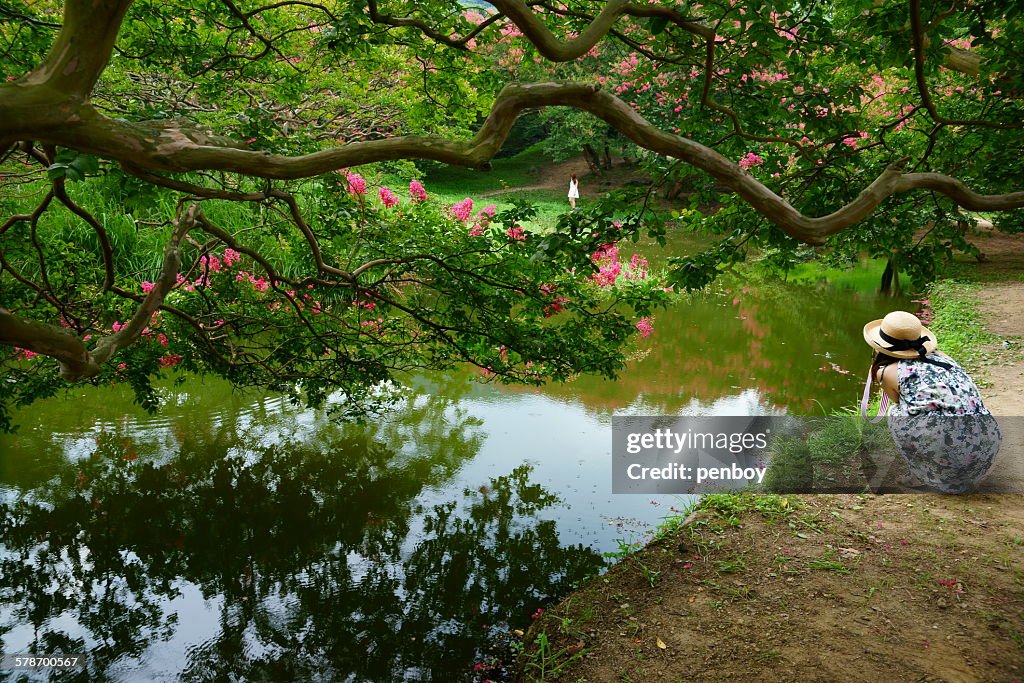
[875,363,900,402]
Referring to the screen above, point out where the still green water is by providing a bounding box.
[0,271,908,682]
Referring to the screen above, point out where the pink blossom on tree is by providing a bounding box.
[409,180,428,202]
[451,198,474,221]
[345,172,367,196]
[636,317,654,339]
[200,254,222,272]
[159,354,183,368]
[738,152,764,170]
[379,187,399,208]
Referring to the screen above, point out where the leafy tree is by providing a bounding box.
[1,0,1023,421]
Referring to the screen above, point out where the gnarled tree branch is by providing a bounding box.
[11,82,1021,246]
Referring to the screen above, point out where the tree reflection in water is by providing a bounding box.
[0,390,603,682]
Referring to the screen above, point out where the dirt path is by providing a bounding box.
[975,278,1024,493]
[956,225,1024,493]
[516,230,1024,683]
[478,158,591,197]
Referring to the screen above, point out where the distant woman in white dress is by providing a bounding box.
[568,174,580,209]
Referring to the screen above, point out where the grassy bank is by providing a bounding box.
[925,280,1001,374]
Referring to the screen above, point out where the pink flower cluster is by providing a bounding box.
[13,347,38,360]
[738,152,765,170]
[506,226,526,242]
[451,198,474,221]
[346,172,367,196]
[591,244,621,287]
[200,254,222,272]
[589,243,651,288]
[911,295,934,325]
[360,318,384,334]
[539,284,569,318]
[409,180,428,202]
[636,317,654,339]
[223,248,241,267]
[468,204,498,237]
[841,131,870,148]
[160,354,182,368]
[379,187,399,208]
[627,254,648,280]
[236,271,271,292]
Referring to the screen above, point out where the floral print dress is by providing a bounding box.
[888,351,1001,493]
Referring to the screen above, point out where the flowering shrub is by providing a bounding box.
[379,187,399,208]
[450,198,474,221]
[345,172,367,196]
[409,180,428,202]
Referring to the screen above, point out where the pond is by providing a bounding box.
[0,268,908,682]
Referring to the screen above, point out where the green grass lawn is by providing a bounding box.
[417,144,551,196]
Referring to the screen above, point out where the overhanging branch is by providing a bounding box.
[29,82,1024,246]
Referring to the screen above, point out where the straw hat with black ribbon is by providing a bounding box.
[863,311,952,369]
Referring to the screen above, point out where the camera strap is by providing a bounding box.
[861,367,890,424]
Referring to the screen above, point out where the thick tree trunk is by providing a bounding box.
[582,143,601,173]
[879,258,901,296]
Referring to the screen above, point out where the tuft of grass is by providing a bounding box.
[925,280,1000,372]
[651,496,700,542]
[714,557,747,574]
[761,416,896,493]
[806,551,853,574]
[699,492,798,521]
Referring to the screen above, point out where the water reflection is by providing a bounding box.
[0,396,602,682]
[509,279,904,415]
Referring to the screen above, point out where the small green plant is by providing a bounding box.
[603,538,641,562]
[806,557,851,574]
[523,631,589,681]
[715,557,747,574]
[630,557,661,587]
[805,550,852,574]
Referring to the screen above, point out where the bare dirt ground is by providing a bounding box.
[478,158,649,197]
[519,493,1023,683]
[517,230,1024,683]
